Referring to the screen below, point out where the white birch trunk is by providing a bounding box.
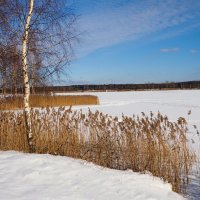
[22,0,34,152]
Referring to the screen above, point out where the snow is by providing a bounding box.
[59,90,200,199]
[1,90,200,199]
[61,90,200,152]
[57,90,200,152]
[60,90,200,124]
[0,151,184,200]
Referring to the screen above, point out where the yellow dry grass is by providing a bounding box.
[0,107,197,193]
[0,95,99,110]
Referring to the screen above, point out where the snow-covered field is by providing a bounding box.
[68,90,200,125]
[1,90,200,200]
[69,90,200,152]
[0,151,184,200]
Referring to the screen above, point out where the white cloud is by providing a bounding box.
[152,22,200,42]
[160,48,180,53]
[75,0,200,57]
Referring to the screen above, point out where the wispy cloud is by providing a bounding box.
[160,48,180,53]
[75,0,200,57]
[190,49,198,54]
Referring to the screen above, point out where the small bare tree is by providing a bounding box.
[0,44,21,93]
[0,0,78,152]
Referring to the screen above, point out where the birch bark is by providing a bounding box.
[22,0,34,153]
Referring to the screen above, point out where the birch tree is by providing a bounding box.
[22,0,34,152]
[0,0,78,152]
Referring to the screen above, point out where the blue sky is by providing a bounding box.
[63,0,200,85]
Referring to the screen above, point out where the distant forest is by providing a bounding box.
[1,81,200,94]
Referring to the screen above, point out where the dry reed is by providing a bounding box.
[0,95,99,110]
[0,107,197,193]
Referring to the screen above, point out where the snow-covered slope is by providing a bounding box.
[0,151,184,200]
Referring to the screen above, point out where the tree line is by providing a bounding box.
[1,81,200,94]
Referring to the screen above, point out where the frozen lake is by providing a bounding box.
[67,90,200,123]
[60,90,200,144]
